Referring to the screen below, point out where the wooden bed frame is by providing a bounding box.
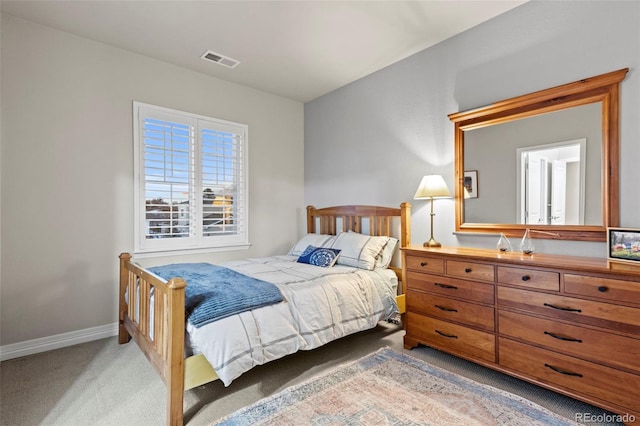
[118,203,411,426]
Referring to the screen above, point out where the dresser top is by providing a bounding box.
[402,245,640,278]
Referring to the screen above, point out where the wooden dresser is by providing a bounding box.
[402,246,640,422]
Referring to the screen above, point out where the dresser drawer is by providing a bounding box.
[499,310,640,373]
[500,338,640,412]
[405,255,444,274]
[446,260,495,282]
[406,312,495,363]
[564,274,640,306]
[406,271,494,304]
[407,291,494,331]
[497,266,559,291]
[498,286,640,335]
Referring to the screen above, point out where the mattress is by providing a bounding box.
[185,255,399,385]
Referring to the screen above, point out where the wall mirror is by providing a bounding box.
[449,68,628,241]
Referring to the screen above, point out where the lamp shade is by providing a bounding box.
[413,175,452,199]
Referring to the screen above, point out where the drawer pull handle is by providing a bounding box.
[544,331,583,343]
[435,305,458,312]
[597,286,608,293]
[543,303,582,313]
[464,268,472,273]
[435,330,458,339]
[521,275,531,281]
[544,363,583,378]
[434,283,458,290]
[420,262,428,267]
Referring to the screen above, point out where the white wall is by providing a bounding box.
[305,1,640,257]
[0,15,304,346]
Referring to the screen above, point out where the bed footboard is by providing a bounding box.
[119,253,187,426]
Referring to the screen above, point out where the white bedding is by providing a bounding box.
[185,255,399,386]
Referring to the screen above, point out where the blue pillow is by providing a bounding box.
[297,245,341,268]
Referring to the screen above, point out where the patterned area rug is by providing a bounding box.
[213,347,579,425]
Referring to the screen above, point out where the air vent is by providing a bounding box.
[200,50,240,69]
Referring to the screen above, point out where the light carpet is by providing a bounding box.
[213,347,579,426]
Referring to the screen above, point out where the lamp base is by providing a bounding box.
[423,238,441,248]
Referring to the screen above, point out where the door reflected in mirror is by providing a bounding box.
[517,139,585,225]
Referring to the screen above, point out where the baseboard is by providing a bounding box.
[0,322,119,362]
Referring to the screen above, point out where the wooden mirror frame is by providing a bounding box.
[449,68,628,242]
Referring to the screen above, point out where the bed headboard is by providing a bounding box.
[306,203,411,248]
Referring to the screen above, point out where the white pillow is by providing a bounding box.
[288,234,336,256]
[330,232,389,270]
[375,237,399,269]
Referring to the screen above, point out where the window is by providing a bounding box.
[133,102,249,254]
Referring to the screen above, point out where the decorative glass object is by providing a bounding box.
[497,233,512,252]
[520,229,535,254]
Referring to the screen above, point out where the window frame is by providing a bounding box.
[133,101,250,255]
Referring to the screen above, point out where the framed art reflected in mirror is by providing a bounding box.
[463,170,478,199]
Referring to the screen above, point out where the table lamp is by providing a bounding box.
[413,175,452,247]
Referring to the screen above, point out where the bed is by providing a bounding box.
[118,203,411,426]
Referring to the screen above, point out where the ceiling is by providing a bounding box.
[1,0,527,103]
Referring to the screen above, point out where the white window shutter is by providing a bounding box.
[133,102,248,254]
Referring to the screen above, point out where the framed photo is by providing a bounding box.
[608,227,640,263]
[463,170,478,198]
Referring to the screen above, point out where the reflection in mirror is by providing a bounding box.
[517,139,585,225]
[450,68,628,241]
[463,103,600,226]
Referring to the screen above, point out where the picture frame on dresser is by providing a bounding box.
[607,227,640,271]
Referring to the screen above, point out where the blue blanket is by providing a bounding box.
[149,263,284,328]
